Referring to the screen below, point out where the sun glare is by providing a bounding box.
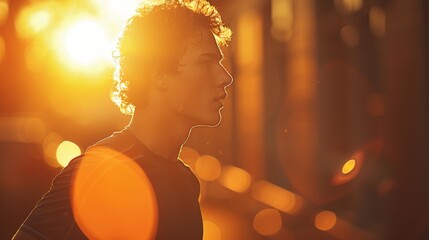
[58,19,109,67]
[15,0,144,72]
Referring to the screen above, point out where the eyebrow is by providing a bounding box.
[198,53,224,61]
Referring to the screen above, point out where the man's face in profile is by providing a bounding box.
[165,28,233,127]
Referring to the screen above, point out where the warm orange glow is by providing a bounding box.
[342,159,356,174]
[43,132,63,168]
[0,117,46,143]
[332,150,363,185]
[56,141,81,167]
[271,0,293,41]
[340,25,360,47]
[236,10,262,67]
[15,2,55,39]
[90,0,141,26]
[370,6,386,38]
[0,36,5,64]
[55,19,110,67]
[218,165,251,193]
[72,146,158,239]
[253,208,282,236]
[314,210,337,231]
[0,0,8,26]
[23,118,46,142]
[179,146,200,169]
[203,220,221,240]
[251,180,304,215]
[195,155,221,181]
[236,10,265,180]
[25,44,48,72]
[334,0,363,13]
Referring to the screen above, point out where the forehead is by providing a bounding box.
[183,28,223,58]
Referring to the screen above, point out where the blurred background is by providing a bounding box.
[0,0,428,239]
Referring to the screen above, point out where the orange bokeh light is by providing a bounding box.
[218,165,251,193]
[331,150,364,185]
[195,155,221,181]
[253,208,282,236]
[251,180,304,215]
[314,210,337,231]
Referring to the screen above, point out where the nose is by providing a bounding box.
[218,64,233,88]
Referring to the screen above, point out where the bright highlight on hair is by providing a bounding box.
[111,0,232,115]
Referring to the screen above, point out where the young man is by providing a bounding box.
[13,1,233,239]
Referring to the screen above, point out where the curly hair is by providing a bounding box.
[111,0,232,115]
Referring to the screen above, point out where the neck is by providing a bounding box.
[125,108,192,161]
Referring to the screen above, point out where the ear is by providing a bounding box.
[151,71,169,90]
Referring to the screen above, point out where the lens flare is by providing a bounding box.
[331,150,364,185]
[72,146,158,239]
[342,159,356,174]
[56,140,81,167]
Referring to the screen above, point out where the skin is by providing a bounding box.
[127,28,233,161]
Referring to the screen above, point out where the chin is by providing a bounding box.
[194,114,222,128]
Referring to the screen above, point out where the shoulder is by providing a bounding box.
[87,130,136,153]
[177,160,201,196]
[71,145,158,239]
